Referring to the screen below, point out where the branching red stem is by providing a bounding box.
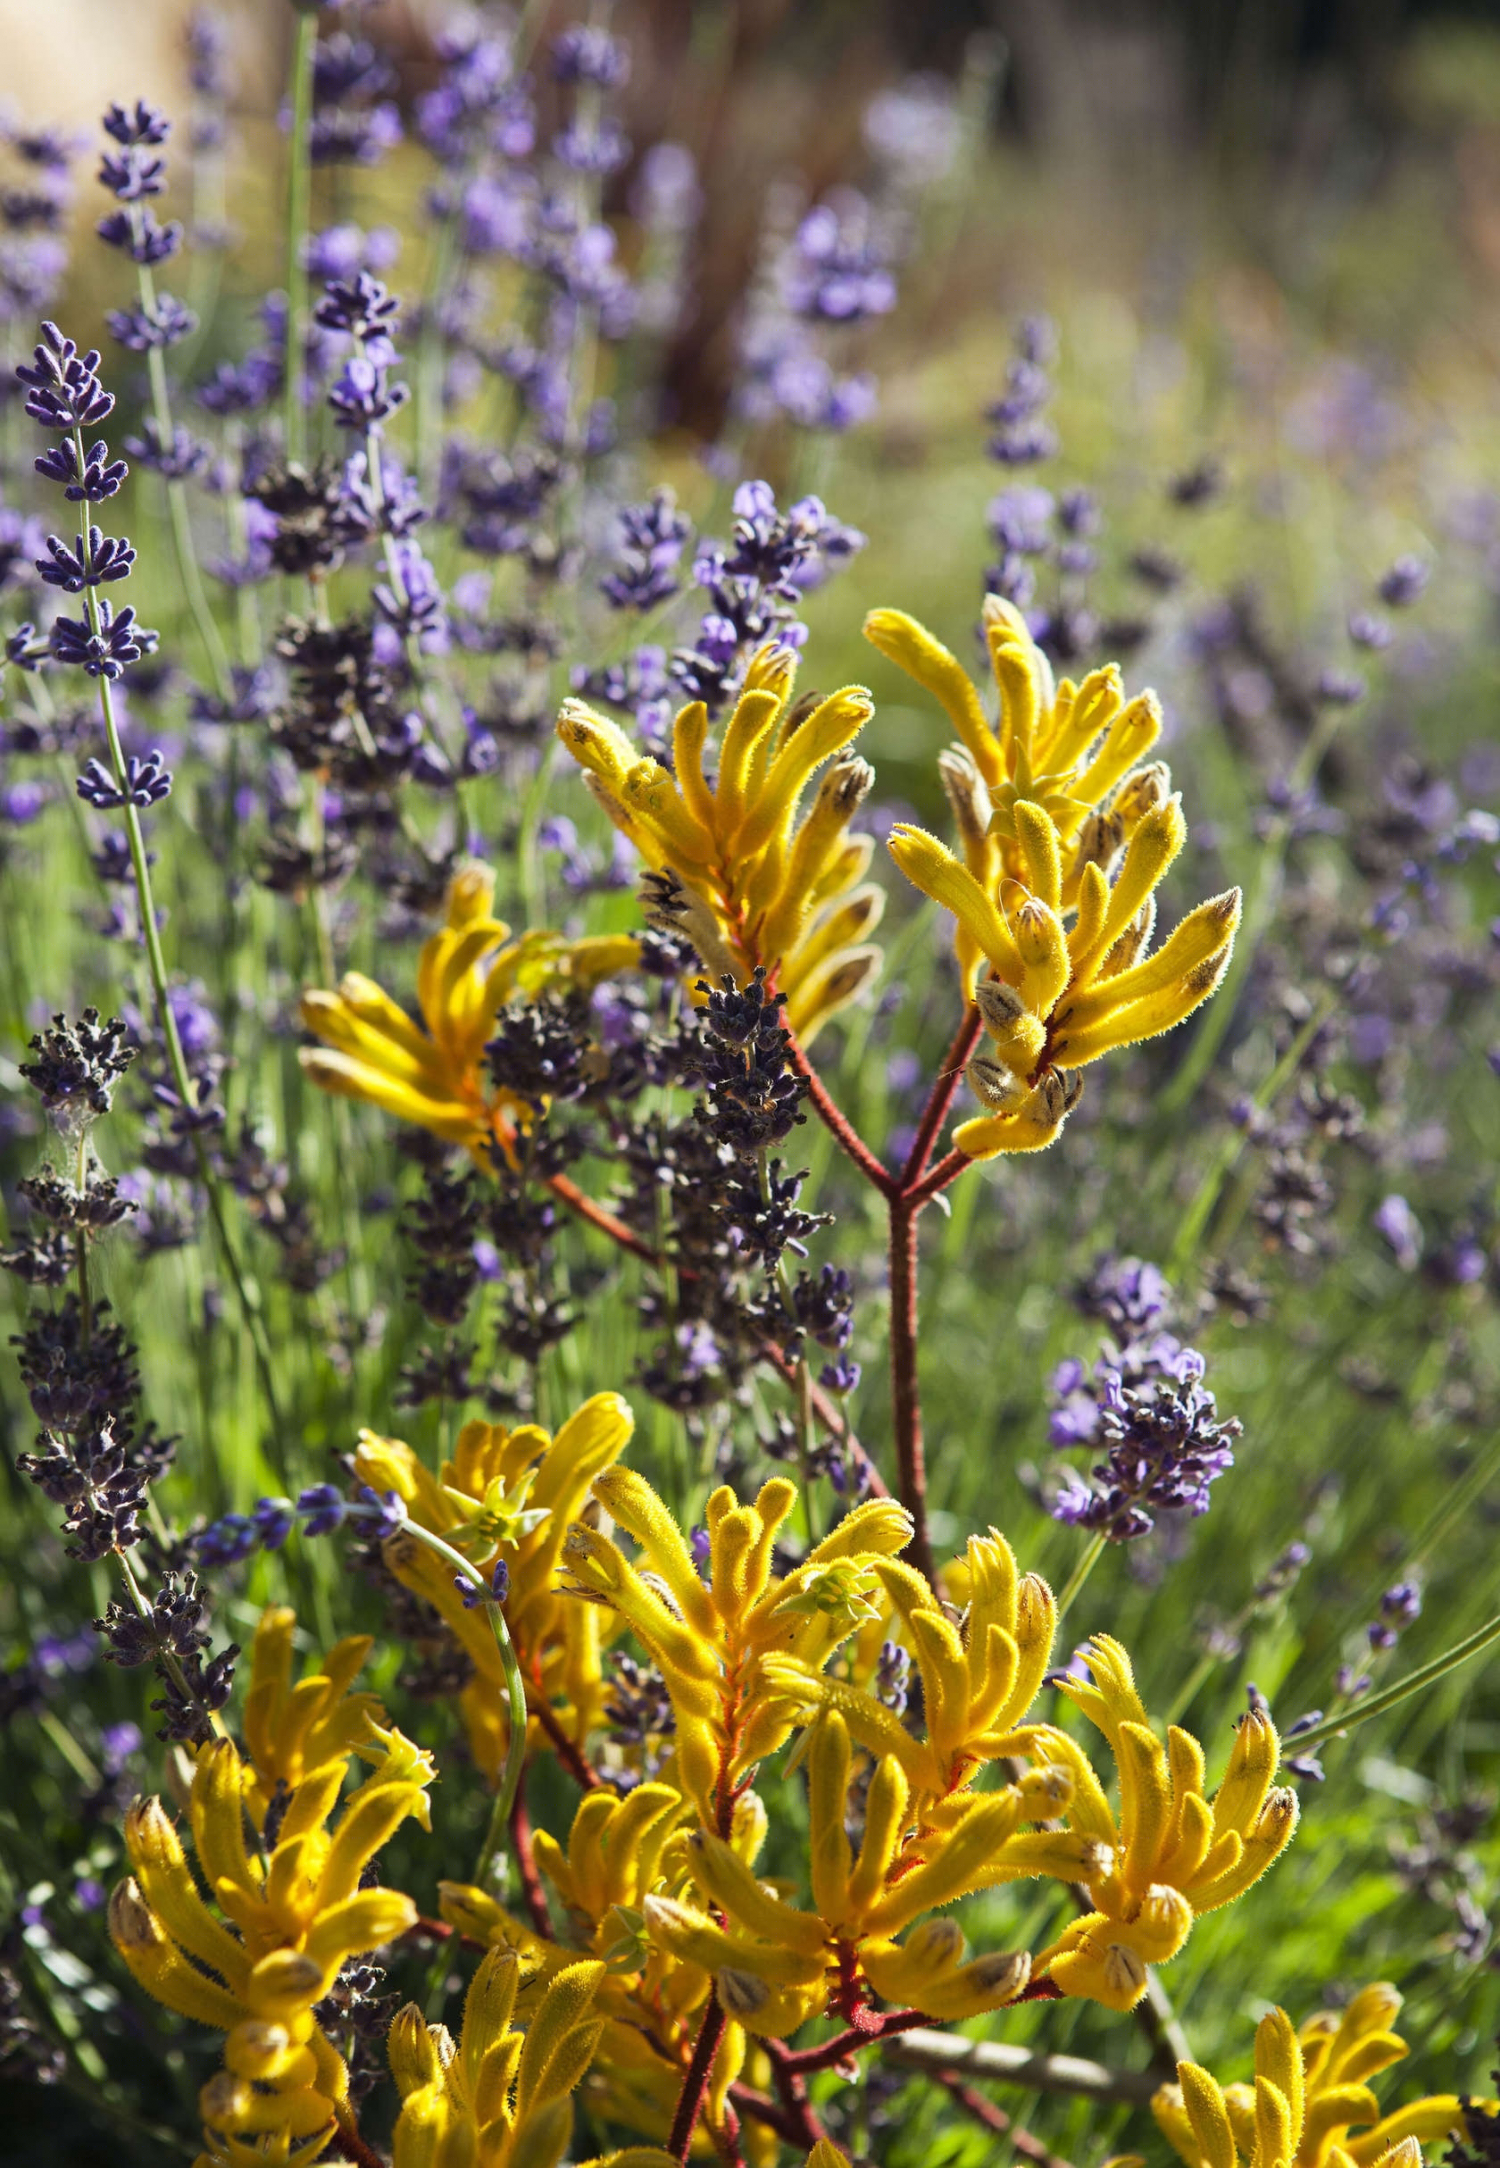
[905,1146,971,1210]
[900,1005,983,1188]
[762,2037,829,2145]
[775,2006,926,2075]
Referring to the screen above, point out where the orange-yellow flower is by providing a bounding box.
[300,862,637,1164]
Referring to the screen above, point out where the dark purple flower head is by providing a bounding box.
[1048,1312,1240,1542]
[76,749,171,808]
[52,599,156,681]
[37,526,135,592]
[314,267,401,339]
[106,292,195,351]
[329,352,409,431]
[102,101,171,149]
[96,208,181,264]
[98,147,168,202]
[17,321,114,430]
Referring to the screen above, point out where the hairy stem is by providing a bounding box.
[888,1197,934,1584]
[668,1991,728,2161]
[900,1004,983,1188]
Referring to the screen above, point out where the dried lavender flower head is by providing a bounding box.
[19,1008,134,1137]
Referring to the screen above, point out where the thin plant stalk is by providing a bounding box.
[282,8,318,463]
[72,442,286,1454]
[1054,1531,1107,1624]
[1283,1607,1500,1756]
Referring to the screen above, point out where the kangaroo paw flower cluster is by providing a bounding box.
[108,1607,436,2168]
[355,1392,635,1781]
[556,642,883,1042]
[1032,1634,1298,2010]
[870,597,1240,1157]
[388,1945,608,2168]
[1154,1981,1498,2168]
[300,862,637,1163]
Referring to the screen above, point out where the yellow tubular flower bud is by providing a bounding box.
[590,1466,719,1639]
[1069,691,1163,809]
[888,825,1023,981]
[1077,797,1187,975]
[110,1879,246,2030]
[863,609,999,781]
[1178,2063,1239,2168]
[1011,896,1071,1016]
[908,1948,1033,2022]
[1060,890,1241,1024]
[642,1897,823,1988]
[807,1716,853,1924]
[861,1791,1024,1936]
[682,1833,826,1957]
[715,688,784,834]
[1013,800,1064,912]
[983,596,1044,757]
[1051,951,1235,1068]
[845,1755,912,1917]
[735,688,874,862]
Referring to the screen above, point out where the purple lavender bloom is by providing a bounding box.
[96,208,181,265]
[600,489,690,610]
[305,223,400,280]
[198,1513,255,1565]
[100,1720,142,1772]
[1048,1315,1240,1542]
[251,1497,295,1550]
[987,486,1055,554]
[551,25,630,85]
[296,1484,347,1537]
[1378,555,1429,607]
[787,193,896,324]
[459,1559,510,1609]
[2,781,47,824]
[328,352,409,430]
[77,749,170,807]
[74,1878,105,1912]
[1374,1193,1422,1270]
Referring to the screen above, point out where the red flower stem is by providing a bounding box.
[729,2083,815,2149]
[900,1005,983,1189]
[526,1689,602,1792]
[668,1991,729,2161]
[888,1195,935,1586]
[921,2073,1075,2168]
[775,2006,926,2076]
[762,2038,829,2146]
[509,1778,552,1938]
[905,1147,971,1211]
[546,1170,659,1262]
[333,2116,388,2168]
[785,1029,896,1196]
